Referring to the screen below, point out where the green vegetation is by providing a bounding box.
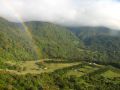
[0,60,81,75]
[0,61,120,90]
[70,27,120,63]
[65,65,99,77]
[0,18,120,90]
[0,18,85,61]
[1,18,119,63]
[102,70,120,78]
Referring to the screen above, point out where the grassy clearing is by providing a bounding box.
[101,70,120,78]
[65,64,100,77]
[0,60,81,75]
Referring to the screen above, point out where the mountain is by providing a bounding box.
[0,17,120,63]
[0,18,120,90]
[0,18,85,61]
[69,27,120,62]
[0,18,32,61]
[25,21,86,59]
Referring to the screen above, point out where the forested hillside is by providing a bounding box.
[0,18,85,61]
[26,22,83,59]
[0,18,36,61]
[69,27,120,63]
[0,18,120,64]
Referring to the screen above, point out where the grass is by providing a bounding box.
[0,60,81,75]
[65,65,100,77]
[43,62,80,72]
[101,70,120,78]
[2,60,118,79]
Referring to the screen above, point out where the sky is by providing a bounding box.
[0,0,120,29]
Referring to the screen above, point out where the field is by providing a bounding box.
[65,65,100,77]
[0,60,81,75]
[101,69,120,78]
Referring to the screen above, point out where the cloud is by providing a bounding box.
[0,0,120,29]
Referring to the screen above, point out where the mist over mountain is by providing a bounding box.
[0,0,120,30]
[69,27,120,62]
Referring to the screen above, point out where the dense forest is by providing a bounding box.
[69,27,120,63]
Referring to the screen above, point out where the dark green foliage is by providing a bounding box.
[26,22,83,59]
[0,18,120,63]
[70,27,120,62]
[0,62,18,70]
[0,18,85,61]
[0,18,36,61]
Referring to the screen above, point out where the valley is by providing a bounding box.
[0,59,120,90]
[0,18,120,90]
[0,0,120,89]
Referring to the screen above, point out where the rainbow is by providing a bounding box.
[4,1,39,60]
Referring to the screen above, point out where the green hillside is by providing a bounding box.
[69,27,120,62]
[0,18,120,90]
[26,22,83,59]
[0,18,120,64]
[0,18,85,62]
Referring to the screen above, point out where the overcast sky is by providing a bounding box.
[0,0,120,29]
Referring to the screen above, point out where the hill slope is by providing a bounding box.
[0,18,120,63]
[69,27,120,62]
[0,18,85,61]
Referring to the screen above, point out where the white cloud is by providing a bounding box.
[0,0,120,29]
